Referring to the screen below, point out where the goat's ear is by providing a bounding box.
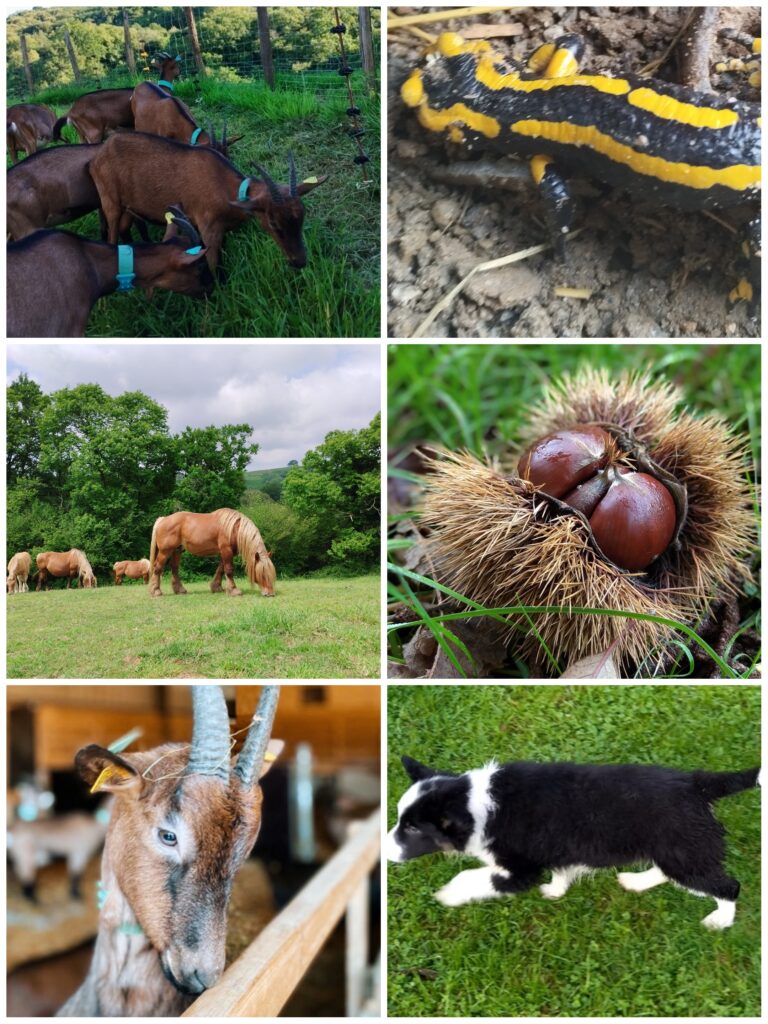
[259,739,285,778]
[228,197,269,213]
[297,175,328,196]
[75,745,142,798]
[401,755,439,782]
[175,246,208,265]
[226,133,244,147]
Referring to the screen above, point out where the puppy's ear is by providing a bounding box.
[401,755,439,782]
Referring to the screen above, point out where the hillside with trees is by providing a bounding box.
[7,375,380,580]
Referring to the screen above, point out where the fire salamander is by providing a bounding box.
[401,30,761,309]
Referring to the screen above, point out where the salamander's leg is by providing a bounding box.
[717,30,761,89]
[728,214,761,313]
[530,155,576,259]
[527,34,586,78]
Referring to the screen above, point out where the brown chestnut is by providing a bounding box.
[517,426,612,498]
[519,427,679,572]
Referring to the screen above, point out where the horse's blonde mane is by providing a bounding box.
[215,508,275,587]
[72,548,95,581]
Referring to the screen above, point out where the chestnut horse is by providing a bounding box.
[114,558,150,585]
[7,551,32,593]
[36,549,97,589]
[148,508,276,598]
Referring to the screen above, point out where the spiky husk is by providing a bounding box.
[421,368,755,674]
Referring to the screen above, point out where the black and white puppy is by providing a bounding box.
[387,756,761,929]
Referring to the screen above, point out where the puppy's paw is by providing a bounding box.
[435,879,464,907]
[539,882,565,900]
[617,872,643,892]
[701,905,735,930]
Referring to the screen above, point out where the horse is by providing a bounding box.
[148,508,276,598]
[113,558,151,585]
[36,549,97,590]
[7,551,32,593]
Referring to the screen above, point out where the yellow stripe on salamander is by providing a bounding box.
[476,55,631,96]
[628,87,739,128]
[511,119,760,191]
[401,69,501,139]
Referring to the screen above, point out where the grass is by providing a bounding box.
[387,684,761,1017]
[12,74,380,338]
[7,576,379,679]
[387,343,761,678]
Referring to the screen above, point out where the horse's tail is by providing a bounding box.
[217,508,276,592]
[52,115,69,141]
[149,518,162,574]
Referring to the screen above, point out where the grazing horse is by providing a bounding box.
[113,558,150,585]
[36,549,97,590]
[148,508,276,598]
[7,551,32,593]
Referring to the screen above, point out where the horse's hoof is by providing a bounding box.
[228,589,243,597]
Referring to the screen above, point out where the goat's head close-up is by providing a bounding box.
[74,686,282,997]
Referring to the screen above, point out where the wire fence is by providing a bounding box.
[7,6,381,99]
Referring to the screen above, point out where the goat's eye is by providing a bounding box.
[159,829,177,846]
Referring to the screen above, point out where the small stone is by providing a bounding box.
[431,197,462,229]
[390,283,421,306]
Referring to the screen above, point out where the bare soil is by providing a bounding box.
[388,6,760,339]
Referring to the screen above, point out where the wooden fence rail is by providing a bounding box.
[183,809,380,1017]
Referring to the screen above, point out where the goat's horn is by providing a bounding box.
[207,120,215,146]
[288,151,298,197]
[251,162,283,204]
[186,686,231,780]
[222,117,227,144]
[233,686,280,787]
[166,206,202,245]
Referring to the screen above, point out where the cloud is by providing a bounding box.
[7,344,381,467]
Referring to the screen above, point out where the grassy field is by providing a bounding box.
[388,343,761,678]
[8,576,379,678]
[12,73,380,338]
[387,684,761,1017]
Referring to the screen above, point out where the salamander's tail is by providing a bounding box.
[693,767,761,801]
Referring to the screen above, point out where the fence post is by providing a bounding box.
[123,9,136,76]
[19,34,34,94]
[358,7,377,94]
[184,7,206,76]
[63,28,82,82]
[257,8,275,90]
[344,822,370,1016]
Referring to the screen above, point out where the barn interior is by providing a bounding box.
[7,684,381,1017]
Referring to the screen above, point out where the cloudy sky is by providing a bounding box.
[7,344,381,469]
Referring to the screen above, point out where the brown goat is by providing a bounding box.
[52,54,181,144]
[7,143,103,240]
[7,103,56,163]
[131,82,242,156]
[8,209,212,338]
[90,132,327,274]
[57,686,282,1017]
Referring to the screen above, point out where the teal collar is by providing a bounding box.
[116,246,135,291]
[185,245,203,255]
[97,881,144,935]
[190,127,202,145]
[238,177,251,201]
[158,79,174,90]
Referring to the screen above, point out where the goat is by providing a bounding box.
[57,685,283,1017]
[53,53,181,144]
[7,144,103,240]
[7,103,56,163]
[7,207,212,338]
[8,802,111,902]
[89,132,327,274]
[131,82,242,157]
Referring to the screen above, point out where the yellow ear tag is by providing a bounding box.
[91,763,132,793]
[264,750,277,763]
[302,176,318,184]
[165,211,176,224]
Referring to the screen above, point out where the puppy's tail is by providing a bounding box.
[693,767,761,801]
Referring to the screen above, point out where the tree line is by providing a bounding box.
[8,6,380,92]
[7,375,380,580]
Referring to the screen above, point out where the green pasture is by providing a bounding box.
[12,74,380,338]
[387,684,761,1017]
[388,343,761,678]
[7,575,380,679]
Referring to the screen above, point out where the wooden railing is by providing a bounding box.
[183,809,380,1018]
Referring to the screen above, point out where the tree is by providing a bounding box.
[282,414,380,571]
[7,373,49,485]
[173,424,258,511]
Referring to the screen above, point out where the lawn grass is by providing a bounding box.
[8,576,379,678]
[387,343,761,678]
[13,74,380,338]
[387,684,761,1017]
